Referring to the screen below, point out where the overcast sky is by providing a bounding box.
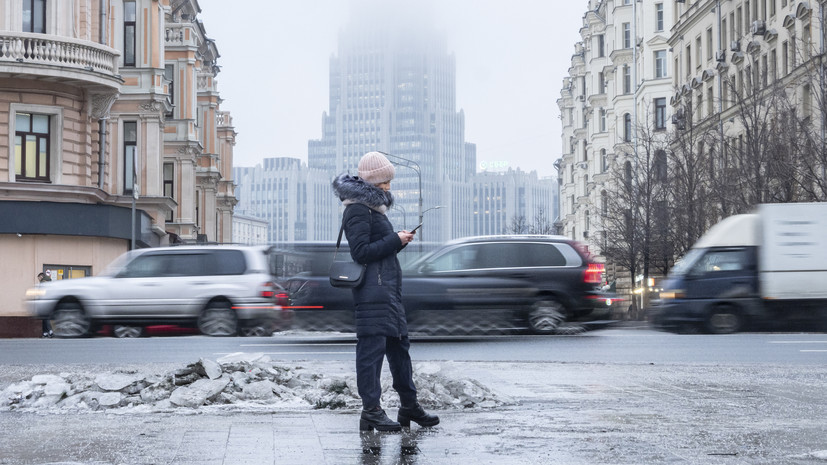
[197,1,584,178]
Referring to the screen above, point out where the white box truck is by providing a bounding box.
[652,202,827,333]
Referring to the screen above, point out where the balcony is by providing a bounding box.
[165,23,200,49]
[0,32,121,91]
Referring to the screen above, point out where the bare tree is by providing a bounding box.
[503,208,554,235]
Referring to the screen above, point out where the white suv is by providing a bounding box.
[27,246,292,338]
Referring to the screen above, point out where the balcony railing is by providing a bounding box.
[0,32,119,75]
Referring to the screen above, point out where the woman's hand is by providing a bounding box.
[398,231,415,244]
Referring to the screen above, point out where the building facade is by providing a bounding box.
[558,0,675,254]
[307,3,477,243]
[233,159,332,244]
[0,0,236,322]
[473,169,557,236]
[231,213,268,246]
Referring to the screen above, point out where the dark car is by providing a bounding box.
[280,236,614,335]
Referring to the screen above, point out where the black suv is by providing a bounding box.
[279,236,613,335]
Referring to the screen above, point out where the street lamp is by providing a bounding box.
[377,151,423,232]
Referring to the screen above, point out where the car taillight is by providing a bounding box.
[275,292,290,307]
[260,282,276,299]
[584,263,604,284]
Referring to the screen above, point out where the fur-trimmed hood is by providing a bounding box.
[332,173,394,214]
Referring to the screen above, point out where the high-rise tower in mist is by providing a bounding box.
[308,3,476,242]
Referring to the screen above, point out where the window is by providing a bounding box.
[623,23,631,49]
[707,87,714,116]
[686,44,692,74]
[597,34,605,58]
[520,244,566,267]
[695,36,702,69]
[782,41,789,75]
[164,64,175,118]
[163,163,174,222]
[691,249,747,274]
[655,3,664,32]
[654,98,667,129]
[654,150,667,182]
[14,113,50,181]
[123,122,137,194]
[655,50,667,78]
[22,0,46,33]
[599,108,606,132]
[601,191,608,216]
[124,0,136,67]
[623,65,631,94]
[623,113,632,142]
[600,149,607,172]
[707,28,714,62]
[598,71,605,93]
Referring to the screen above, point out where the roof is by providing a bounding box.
[693,214,760,249]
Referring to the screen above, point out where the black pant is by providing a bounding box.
[356,335,417,409]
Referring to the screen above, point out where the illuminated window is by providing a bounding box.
[14,113,50,181]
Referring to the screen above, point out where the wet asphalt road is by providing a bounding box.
[2,328,827,464]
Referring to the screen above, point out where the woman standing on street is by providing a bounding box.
[332,151,439,432]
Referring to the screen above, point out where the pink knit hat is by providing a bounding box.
[358,151,395,185]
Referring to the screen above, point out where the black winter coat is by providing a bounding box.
[332,175,408,337]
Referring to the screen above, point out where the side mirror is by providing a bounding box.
[418,263,433,274]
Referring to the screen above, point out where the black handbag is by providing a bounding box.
[329,220,366,288]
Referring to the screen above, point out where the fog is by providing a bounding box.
[197,0,584,177]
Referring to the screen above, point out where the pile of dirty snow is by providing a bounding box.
[0,353,511,414]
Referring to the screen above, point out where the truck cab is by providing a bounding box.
[653,214,762,333]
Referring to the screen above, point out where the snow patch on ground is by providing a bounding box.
[0,353,513,414]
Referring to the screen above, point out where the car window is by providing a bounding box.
[474,243,523,269]
[691,249,747,274]
[519,243,567,267]
[427,245,477,272]
[166,253,206,277]
[119,254,168,278]
[207,250,247,275]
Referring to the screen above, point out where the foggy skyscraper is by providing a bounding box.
[308,3,477,242]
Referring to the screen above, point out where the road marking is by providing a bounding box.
[214,351,354,356]
[240,343,354,347]
[768,341,827,344]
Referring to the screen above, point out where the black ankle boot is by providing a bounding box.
[397,403,439,428]
[360,407,402,432]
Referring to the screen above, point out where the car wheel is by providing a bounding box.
[113,325,144,338]
[51,301,91,338]
[198,301,238,337]
[705,305,742,334]
[528,299,566,334]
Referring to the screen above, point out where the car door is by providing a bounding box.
[404,242,532,329]
[108,252,205,319]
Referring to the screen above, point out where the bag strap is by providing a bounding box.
[333,206,371,262]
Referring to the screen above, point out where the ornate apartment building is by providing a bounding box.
[669,0,826,207]
[0,0,236,322]
[558,0,675,256]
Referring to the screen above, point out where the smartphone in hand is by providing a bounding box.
[410,223,423,233]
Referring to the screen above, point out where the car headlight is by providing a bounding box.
[25,287,46,299]
[659,290,684,300]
